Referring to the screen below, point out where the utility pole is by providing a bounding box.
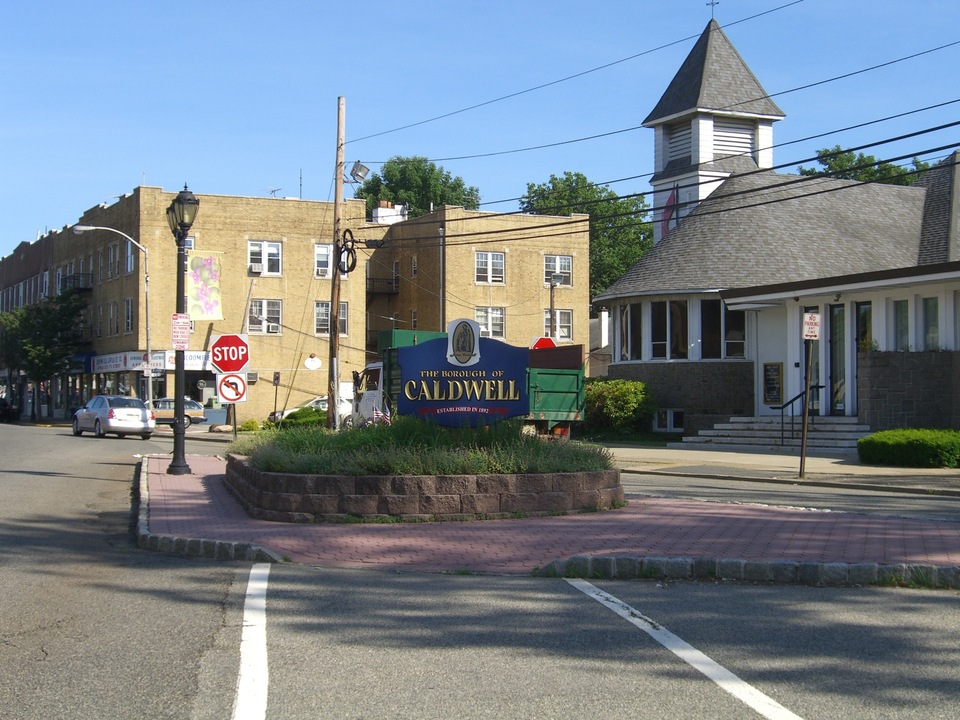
[328,96,345,430]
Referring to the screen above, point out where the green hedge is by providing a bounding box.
[857,428,960,468]
[584,379,656,432]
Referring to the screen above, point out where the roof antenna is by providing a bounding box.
[707,0,719,18]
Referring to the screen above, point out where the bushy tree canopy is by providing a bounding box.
[355,156,480,218]
[520,171,652,300]
[798,145,930,185]
[0,291,87,403]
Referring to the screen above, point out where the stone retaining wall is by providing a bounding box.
[224,454,624,523]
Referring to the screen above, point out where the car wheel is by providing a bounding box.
[72,418,82,436]
[141,434,152,440]
[94,420,105,438]
[183,415,192,429]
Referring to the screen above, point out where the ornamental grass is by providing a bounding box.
[228,416,614,476]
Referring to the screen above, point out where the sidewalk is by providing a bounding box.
[137,446,960,587]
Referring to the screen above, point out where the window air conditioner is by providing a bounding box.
[249,263,263,274]
[266,323,281,333]
[246,372,259,384]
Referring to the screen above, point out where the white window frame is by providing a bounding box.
[314,301,348,336]
[475,306,505,338]
[653,409,685,433]
[922,296,939,350]
[314,243,333,278]
[248,240,283,276]
[544,255,572,286]
[543,308,572,341]
[475,251,505,284]
[651,300,689,359]
[249,299,282,333]
[124,297,133,334]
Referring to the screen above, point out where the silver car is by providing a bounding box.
[73,395,156,439]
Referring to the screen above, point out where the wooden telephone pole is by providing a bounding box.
[328,97,345,429]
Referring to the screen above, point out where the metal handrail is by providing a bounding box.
[771,384,824,445]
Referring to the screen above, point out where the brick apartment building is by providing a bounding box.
[0,186,589,423]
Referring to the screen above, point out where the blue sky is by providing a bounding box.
[2,0,959,258]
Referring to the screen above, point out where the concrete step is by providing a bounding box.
[681,435,863,449]
[669,440,859,457]
[687,415,871,451]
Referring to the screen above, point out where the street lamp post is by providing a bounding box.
[73,225,153,407]
[165,185,200,476]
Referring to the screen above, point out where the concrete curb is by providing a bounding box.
[622,466,960,498]
[134,457,283,564]
[534,553,960,589]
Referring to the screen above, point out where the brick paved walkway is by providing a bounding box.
[143,455,960,576]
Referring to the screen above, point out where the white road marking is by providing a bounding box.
[233,564,271,720]
[566,578,804,720]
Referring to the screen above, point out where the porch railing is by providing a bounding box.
[771,384,824,445]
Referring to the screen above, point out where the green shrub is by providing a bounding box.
[238,419,261,432]
[228,416,614,475]
[276,407,328,429]
[584,378,656,431]
[857,428,960,468]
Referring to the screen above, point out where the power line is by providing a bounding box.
[354,36,958,194]
[348,1,806,144]
[360,118,960,241]
[376,140,958,251]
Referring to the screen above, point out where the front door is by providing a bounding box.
[828,303,845,415]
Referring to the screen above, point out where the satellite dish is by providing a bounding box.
[304,353,321,370]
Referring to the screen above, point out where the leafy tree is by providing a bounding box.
[520,171,652,300]
[0,306,25,407]
[355,156,481,218]
[798,146,929,186]
[7,292,87,418]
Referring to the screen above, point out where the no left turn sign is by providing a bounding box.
[217,373,248,403]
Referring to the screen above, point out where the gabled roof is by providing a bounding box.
[917,150,960,264]
[643,20,785,126]
[595,169,927,302]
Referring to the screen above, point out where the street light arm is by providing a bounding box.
[73,224,147,255]
[72,223,153,406]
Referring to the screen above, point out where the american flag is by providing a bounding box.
[373,404,391,425]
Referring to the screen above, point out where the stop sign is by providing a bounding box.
[210,334,250,373]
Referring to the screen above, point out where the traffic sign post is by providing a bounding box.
[799,312,821,478]
[210,334,250,374]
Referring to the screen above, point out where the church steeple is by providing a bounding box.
[646,20,785,242]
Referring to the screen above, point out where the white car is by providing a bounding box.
[73,395,156,439]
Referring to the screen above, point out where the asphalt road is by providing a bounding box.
[622,470,960,523]
[1,423,958,719]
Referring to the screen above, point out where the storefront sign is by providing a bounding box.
[398,319,529,427]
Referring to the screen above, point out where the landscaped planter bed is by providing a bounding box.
[224,453,623,523]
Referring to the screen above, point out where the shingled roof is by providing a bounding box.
[595,169,927,302]
[643,19,785,126]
